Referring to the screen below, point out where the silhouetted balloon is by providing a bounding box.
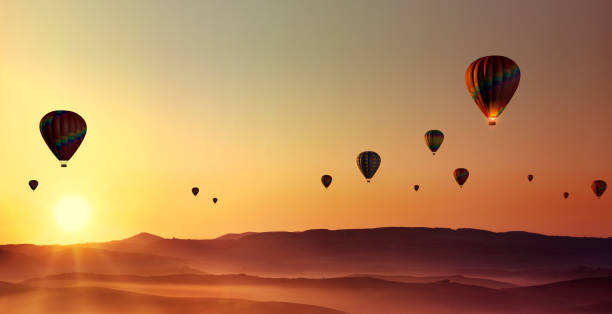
[212,197,218,204]
[321,175,332,189]
[465,56,520,126]
[357,151,381,183]
[40,110,87,167]
[563,192,569,199]
[454,168,469,188]
[29,180,38,191]
[414,185,420,191]
[192,187,199,196]
[591,180,607,199]
[527,174,533,182]
[424,130,444,155]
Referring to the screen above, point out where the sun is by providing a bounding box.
[54,196,92,232]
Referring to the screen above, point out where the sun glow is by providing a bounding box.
[54,196,92,232]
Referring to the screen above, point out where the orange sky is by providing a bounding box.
[1,0,612,244]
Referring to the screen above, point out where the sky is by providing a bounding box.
[1,0,611,244]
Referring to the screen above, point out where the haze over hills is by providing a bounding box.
[19,272,612,314]
[77,227,612,280]
[0,245,186,281]
[3,227,612,283]
[2,227,612,313]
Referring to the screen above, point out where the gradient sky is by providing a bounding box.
[1,0,612,244]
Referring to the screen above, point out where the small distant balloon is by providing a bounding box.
[414,185,420,191]
[40,110,87,167]
[465,55,520,126]
[591,180,607,199]
[527,174,534,182]
[212,197,218,204]
[454,168,469,188]
[321,175,332,189]
[357,151,381,183]
[424,130,444,155]
[192,187,199,196]
[563,192,569,199]
[29,180,38,191]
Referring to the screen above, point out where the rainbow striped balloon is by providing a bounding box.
[424,130,444,155]
[465,55,520,126]
[454,168,469,188]
[40,110,87,167]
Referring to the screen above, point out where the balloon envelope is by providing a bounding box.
[192,187,199,196]
[527,174,534,182]
[454,168,469,187]
[40,110,87,167]
[465,56,520,126]
[29,180,38,191]
[424,130,444,155]
[357,151,381,182]
[563,192,569,199]
[321,175,332,188]
[591,180,607,199]
[414,185,420,191]
[212,197,218,204]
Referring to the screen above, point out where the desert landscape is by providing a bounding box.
[2,0,612,313]
[2,227,612,314]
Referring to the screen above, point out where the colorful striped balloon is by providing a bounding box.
[465,55,520,126]
[454,168,469,188]
[40,110,87,167]
[357,151,381,183]
[591,180,607,199]
[424,130,444,155]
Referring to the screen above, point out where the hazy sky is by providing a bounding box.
[1,0,611,244]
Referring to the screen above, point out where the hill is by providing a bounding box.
[21,272,612,314]
[81,227,612,279]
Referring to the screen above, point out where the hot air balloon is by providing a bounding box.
[414,185,420,191]
[28,180,38,191]
[40,110,87,167]
[454,168,469,188]
[563,192,569,199]
[192,187,199,196]
[527,174,534,182]
[465,55,520,126]
[357,151,381,183]
[591,180,607,199]
[212,197,218,204]
[321,175,332,189]
[424,130,444,155]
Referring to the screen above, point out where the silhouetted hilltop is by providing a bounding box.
[216,232,257,240]
[347,273,517,289]
[121,232,164,245]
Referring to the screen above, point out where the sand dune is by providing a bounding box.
[0,283,346,314]
[20,272,612,314]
